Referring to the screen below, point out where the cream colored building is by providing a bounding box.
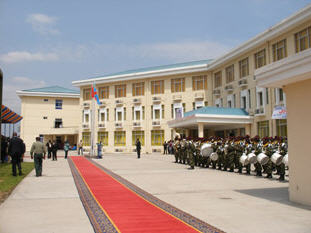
[17,86,80,150]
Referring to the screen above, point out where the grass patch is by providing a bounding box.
[0,162,34,204]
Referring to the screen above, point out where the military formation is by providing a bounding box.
[173,135,288,181]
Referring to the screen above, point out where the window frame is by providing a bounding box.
[151,80,164,94]
[192,75,207,90]
[115,84,127,98]
[132,82,145,96]
[214,71,222,88]
[239,57,249,78]
[98,86,109,99]
[225,65,235,83]
[171,78,185,93]
[254,49,266,69]
[272,39,287,61]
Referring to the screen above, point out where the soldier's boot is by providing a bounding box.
[238,168,242,173]
[212,162,216,169]
[279,174,285,181]
[191,165,194,169]
[246,168,251,175]
[217,165,222,170]
[223,166,227,171]
[265,173,272,178]
[256,171,262,176]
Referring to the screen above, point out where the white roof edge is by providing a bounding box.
[72,3,311,86]
[72,63,209,86]
[207,3,311,70]
[16,90,80,98]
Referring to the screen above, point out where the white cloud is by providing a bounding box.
[3,77,46,114]
[26,13,60,35]
[0,51,59,64]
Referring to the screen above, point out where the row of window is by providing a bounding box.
[83,101,208,123]
[42,99,63,109]
[82,130,164,147]
[215,88,285,109]
[257,119,287,138]
[214,25,311,88]
[83,75,207,100]
[81,120,287,148]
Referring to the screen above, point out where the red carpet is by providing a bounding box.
[71,157,202,233]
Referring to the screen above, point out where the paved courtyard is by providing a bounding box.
[0,152,311,233]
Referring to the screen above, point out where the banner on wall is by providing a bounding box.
[272,106,287,119]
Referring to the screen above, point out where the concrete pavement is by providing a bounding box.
[0,152,311,233]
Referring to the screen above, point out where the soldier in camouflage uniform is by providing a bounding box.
[187,140,195,169]
[173,139,180,163]
[211,139,218,169]
[262,137,274,179]
[234,137,244,173]
[252,136,263,176]
[244,139,252,175]
[216,141,224,170]
[226,139,235,172]
[278,138,287,181]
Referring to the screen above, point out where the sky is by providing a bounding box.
[0,0,310,113]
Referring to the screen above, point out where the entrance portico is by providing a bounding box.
[168,107,253,138]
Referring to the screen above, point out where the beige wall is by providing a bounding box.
[284,78,311,206]
[20,96,80,150]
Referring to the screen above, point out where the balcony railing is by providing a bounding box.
[224,85,233,92]
[115,99,123,105]
[152,96,161,103]
[83,102,90,108]
[133,121,141,127]
[238,78,248,87]
[173,95,182,101]
[98,123,106,128]
[194,92,204,99]
[212,90,221,96]
[152,120,161,126]
[255,106,265,116]
[133,98,141,104]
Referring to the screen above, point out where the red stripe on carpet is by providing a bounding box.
[71,157,200,233]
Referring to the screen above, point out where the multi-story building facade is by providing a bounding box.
[70,4,310,154]
[17,86,80,149]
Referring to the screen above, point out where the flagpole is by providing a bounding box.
[91,84,96,157]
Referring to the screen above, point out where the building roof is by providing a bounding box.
[22,85,80,94]
[184,107,249,117]
[72,59,213,86]
[17,85,80,98]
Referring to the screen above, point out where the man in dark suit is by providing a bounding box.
[8,132,26,176]
[136,138,141,159]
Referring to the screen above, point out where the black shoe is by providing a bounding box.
[246,171,251,175]
[13,174,17,177]
[265,174,272,178]
[238,169,242,174]
[229,169,234,172]
[279,175,285,181]
[19,173,23,176]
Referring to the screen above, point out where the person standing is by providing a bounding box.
[163,141,168,155]
[46,140,53,159]
[52,141,58,161]
[78,140,83,155]
[64,140,70,159]
[136,138,141,159]
[30,137,46,177]
[8,133,25,176]
[1,136,7,163]
[97,141,103,159]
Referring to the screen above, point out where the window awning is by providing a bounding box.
[1,105,23,124]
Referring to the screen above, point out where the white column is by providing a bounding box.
[198,123,204,138]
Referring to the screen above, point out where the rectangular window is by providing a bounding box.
[279,88,284,102]
[83,110,90,123]
[82,132,91,146]
[248,89,251,109]
[272,39,287,61]
[114,131,126,146]
[115,84,126,98]
[239,57,249,78]
[254,49,266,69]
[55,118,63,128]
[214,71,222,88]
[132,82,145,96]
[55,99,63,109]
[295,26,311,53]
[257,120,269,137]
[276,119,287,137]
[98,86,109,99]
[83,88,91,101]
[98,108,108,122]
[151,80,164,94]
[132,131,145,146]
[171,78,185,93]
[192,75,207,90]
[151,130,164,146]
[98,131,108,146]
[44,99,48,102]
[225,65,234,83]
